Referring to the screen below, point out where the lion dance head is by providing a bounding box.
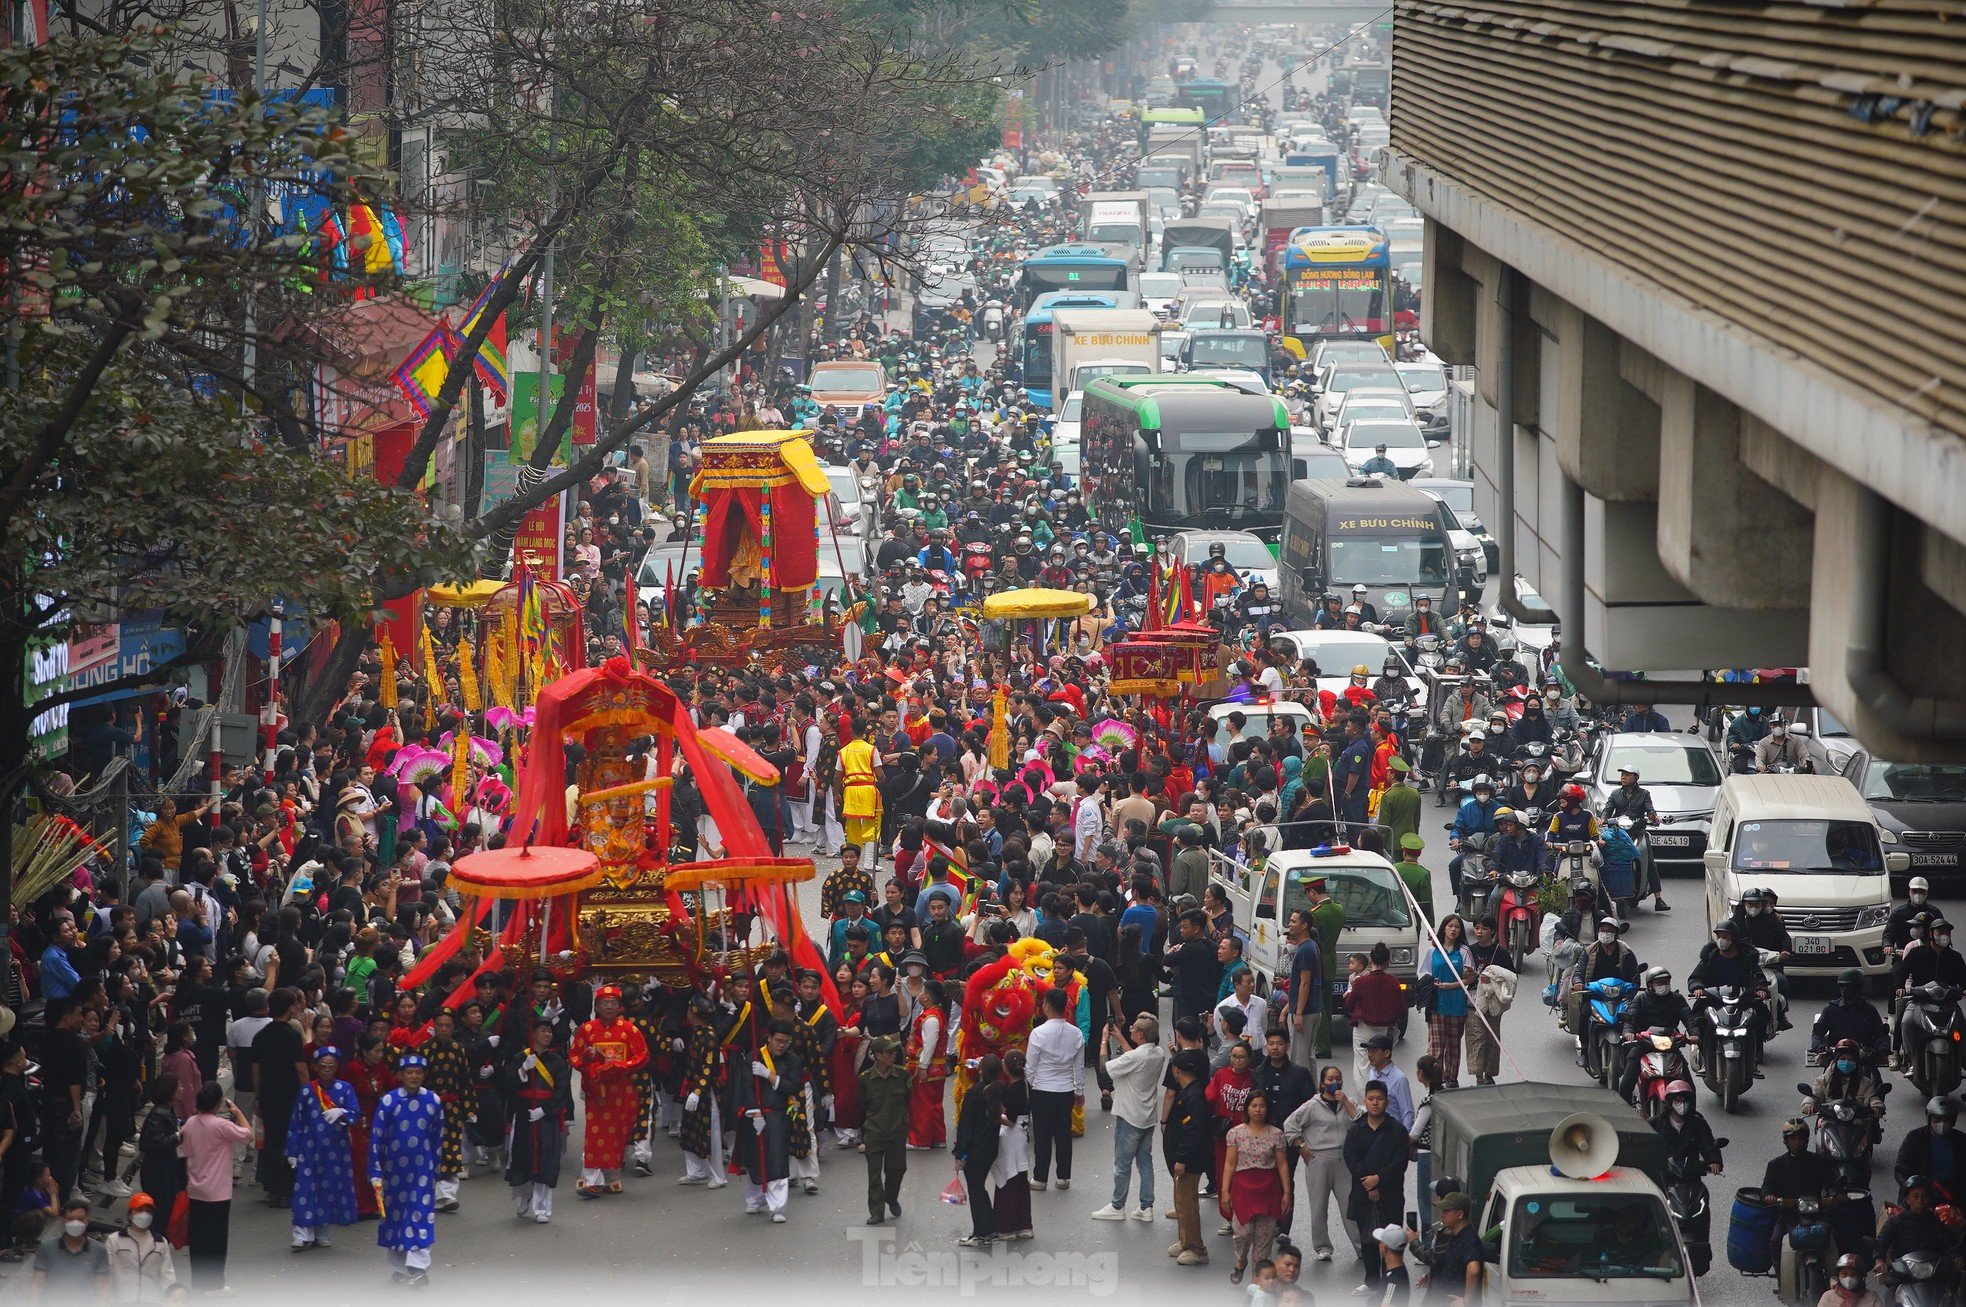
[952,940,1056,1111]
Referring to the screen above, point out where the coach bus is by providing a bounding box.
[1177,77,1240,125]
[1279,224,1393,360]
[1081,375,1291,544]
[1015,244,1132,312]
[1017,291,1124,410]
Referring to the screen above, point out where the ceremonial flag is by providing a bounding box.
[392,319,464,417]
[656,561,676,629]
[459,276,512,403]
[1161,560,1185,625]
[624,573,640,652]
[346,200,396,276]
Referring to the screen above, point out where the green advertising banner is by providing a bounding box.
[511,371,566,465]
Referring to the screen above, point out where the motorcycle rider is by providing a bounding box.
[1617,966,1696,1104]
[1725,705,1772,772]
[1569,917,1642,1072]
[1756,718,1814,772]
[1372,656,1416,708]
[1652,1079,1724,1178]
[916,528,960,574]
[1801,1038,1887,1141]
[1238,581,1283,638]
[1545,782,1604,869]
[1433,676,1493,737]
[1490,636,1532,691]
[1760,1120,1833,1263]
[1894,1098,1966,1197]
[1732,888,1795,1029]
[1488,807,1546,885]
[1348,583,1380,626]
[1825,1253,1885,1307]
[1541,679,1584,735]
[1404,594,1444,639]
[1812,970,1891,1066]
[1620,702,1671,733]
[1895,915,1966,1067]
[1311,591,1348,631]
[1505,756,1559,816]
[1688,920,1773,1045]
[1358,442,1399,478]
[1447,774,1501,895]
[1872,1176,1953,1279]
[1453,622,1499,674]
[1886,878,1941,957]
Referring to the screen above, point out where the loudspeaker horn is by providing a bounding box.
[1547,1111,1619,1180]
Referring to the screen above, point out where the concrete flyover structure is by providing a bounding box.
[1201,0,1391,23]
[1380,0,1966,761]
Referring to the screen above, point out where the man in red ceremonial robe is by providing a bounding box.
[905,978,951,1149]
[569,984,649,1196]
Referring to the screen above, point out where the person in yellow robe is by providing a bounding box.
[836,719,885,868]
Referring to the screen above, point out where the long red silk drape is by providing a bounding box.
[695,482,818,591]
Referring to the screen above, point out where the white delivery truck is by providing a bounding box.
[1050,309,1164,403]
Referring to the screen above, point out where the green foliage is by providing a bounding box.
[0,30,471,652]
[0,357,473,646]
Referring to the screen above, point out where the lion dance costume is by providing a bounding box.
[954,938,1056,1113]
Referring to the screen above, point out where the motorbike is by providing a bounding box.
[1884,1253,1954,1307]
[981,300,1005,341]
[1693,984,1763,1111]
[1496,861,1543,972]
[1665,1145,1724,1278]
[1628,1027,1696,1121]
[1554,838,1599,900]
[1780,1194,1837,1307]
[1900,981,1966,1098]
[961,540,995,583]
[1455,833,1499,923]
[1801,1077,1890,1188]
[1580,975,1636,1084]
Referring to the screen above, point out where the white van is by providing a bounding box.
[1702,774,1909,980]
[1215,846,1420,1024]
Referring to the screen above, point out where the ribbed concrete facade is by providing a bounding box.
[1382,0,1966,759]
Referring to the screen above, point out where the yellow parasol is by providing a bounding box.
[981,589,1095,621]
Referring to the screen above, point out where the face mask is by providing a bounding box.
[1940,934,1955,950]
[1598,930,1616,946]
[130,1211,153,1230]
[1670,1101,1689,1118]
[1713,935,1730,948]
[1835,1060,1856,1075]
[1651,983,1669,996]
[1745,903,1761,916]
[1912,890,1928,904]
[1841,1279,1862,1293]
[1935,1120,1951,1135]
[63,1221,86,1239]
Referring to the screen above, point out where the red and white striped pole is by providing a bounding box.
[262,603,283,783]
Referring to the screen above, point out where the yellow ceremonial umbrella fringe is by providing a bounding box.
[987,687,1009,770]
[420,625,445,706]
[484,636,511,711]
[376,630,399,710]
[449,730,470,812]
[458,635,482,713]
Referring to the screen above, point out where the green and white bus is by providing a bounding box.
[1081,375,1291,545]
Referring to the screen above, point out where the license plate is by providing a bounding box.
[1911,853,1961,867]
[1796,936,1833,955]
[1652,834,1690,848]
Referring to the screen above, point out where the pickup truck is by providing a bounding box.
[1432,1083,1695,1307]
[1211,843,1419,1028]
